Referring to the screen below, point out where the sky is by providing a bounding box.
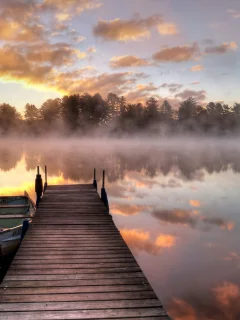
[0,0,240,112]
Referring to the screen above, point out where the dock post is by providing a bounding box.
[21,219,30,241]
[35,166,43,208]
[44,165,48,192]
[101,170,109,212]
[93,168,97,190]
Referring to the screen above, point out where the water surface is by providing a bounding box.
[0,138,240,320]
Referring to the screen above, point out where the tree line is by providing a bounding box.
[1,92,240,135]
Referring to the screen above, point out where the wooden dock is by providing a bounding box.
[0,183,171,319]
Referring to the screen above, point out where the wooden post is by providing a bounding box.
[44,165,48,192]
[102,170,105,189]
[35,166,43,208]
[93,168,97,190]
[101,170,109,212]
[21,219,30,241]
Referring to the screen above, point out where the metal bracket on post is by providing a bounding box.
[101,170,109,212]
[93,168,97,190]
[44,165,48,192]
[35,166,43,208]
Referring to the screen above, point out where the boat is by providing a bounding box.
[0,192,35,257]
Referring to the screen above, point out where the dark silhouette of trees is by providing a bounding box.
[0,103,22,134]
[0,92,239,136]
[61,94,81,132]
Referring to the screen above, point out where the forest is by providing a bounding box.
[1,92,240,135]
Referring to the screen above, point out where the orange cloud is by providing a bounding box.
[93,15,177,42]
[87,46,97,53]
[213,282,240,307]
[205,42,238,54]
[120,228,176,255]
[157,23,179,35]
[124,83,160,103]
[155,234,176,248]
[40,0,102,15]
[110,55,150,68]
[153,43,199,62]
[202,217,235,230]
[25,42,86,66]
[168,299,197,320]
[190,65,204,72]
[189,200,201,207]
[111,203,149,216]
[191,82,200,85]
[55,72,134,96]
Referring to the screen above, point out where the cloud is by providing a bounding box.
[0,44,53,86]
[134,72,150,79]
[157,23,179,35]
[169,282,240,320]
[0,9,44,42]
[205,42,238,54]
[93,15,177,42]
[111,203,149,216]
[110,55,150,69]
[224,251,240,262]
[40,0,102,15]
[152,208,234,231]
[202,38,215,45]
[190,65,204,72]
[213,282,240,308]
[160,178,182,188]
[152,43,199,62]
[228,9,240,19]
[152,209,199,228]
[55,71,136,96]
[26,42,86,66]
[175,89,206,101]
[191,82,200,85]
[87,46,97,53]
[202,217,235,230]
[124,83,160,103]
[120,228,176,255]
[189,200,201,207]
[168,299,197,320]
[160,83,183,93]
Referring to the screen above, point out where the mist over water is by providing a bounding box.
[0,137,240,319]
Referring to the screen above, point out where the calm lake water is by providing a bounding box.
[0,138,240,320]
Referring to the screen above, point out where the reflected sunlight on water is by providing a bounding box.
[0,138,240,319]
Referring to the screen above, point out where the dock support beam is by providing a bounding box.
[93,168,97,190]
[101,170,109,212]
[21,219,30,241]
[44,165,48,192]
[35,166,43,208]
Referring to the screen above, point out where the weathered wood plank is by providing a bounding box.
[0,284,152,295]
[16,249,131,254]
[10,262,138,270]
[0,308,168,320]
[13,255,134,261]
[0,278,149,288]
[12,257,135,264]
[0,299,162,311]
[0,290,157,303]
[4,272,146,281]
[22,239,125,245]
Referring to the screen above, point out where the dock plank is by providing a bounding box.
[0,183,171,320]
